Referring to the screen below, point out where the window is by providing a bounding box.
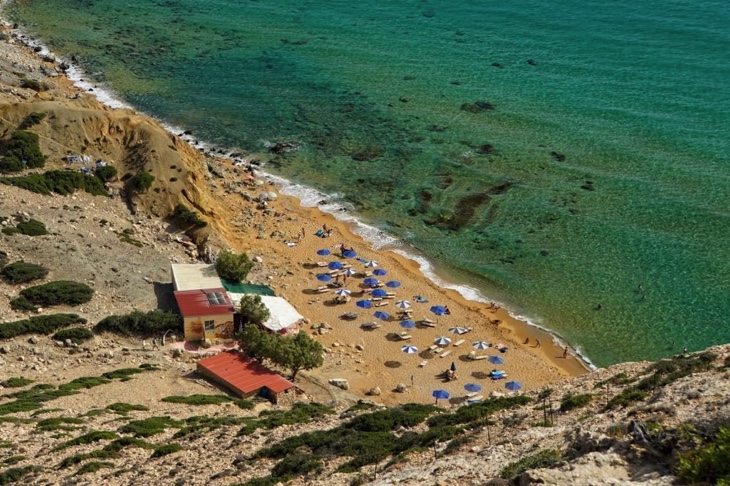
[204,320,215,331]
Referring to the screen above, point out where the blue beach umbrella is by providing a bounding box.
[464,383,482,393]
[373,268,387,276]
[400,320,416,329]
[505,381,523,391]
[356,300,373,309]
[316,273,332,282]
[430,305,447,316]
[328,261,343,270]
[432,390,450,403]
[401,345,418,354]
[488,355,505,365]
[385,280,401,288]
[371,289,388,298]
[374,310,390,321]
[434,336,451,346]
[363,277,379,287]
[316,249,331,256]
[343,250,357,258]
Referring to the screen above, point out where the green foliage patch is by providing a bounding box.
[499,449,563,478]
[151,443,183,458]
[427,395,532,428]
[53,431,119,452]
[216,250,254,283]
[106,403,149,415]
[0,313,87,339]
[560,393,593,412]
[1,455,27,465]
[0,466,36,485]
[675,426,730,484]
[18,112,46,130]
[15,219,47,236]
[18,280,93,307]
[0,130,45,173]
[51,327,93,344]
[1,261,48,283]
[172,203,207,228]
[58,437,153,469]
[0,170,107,196]
[95,309,181,337]
[94,165,117,182]
[76,461,114,475]
[129,171,154,193]
[162,394,233,406]
[36,417,85,432]
[0,377,34,388]
[118,416,183,438]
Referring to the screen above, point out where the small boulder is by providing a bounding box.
[395,383,408,393]
[329,378,350,390]
[367,386,381,396]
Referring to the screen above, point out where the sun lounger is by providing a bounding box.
[453,339,465,347]
[418,360,427,367]
[369,297,382,302]
[466,391,480,398]
[421,318,435,324]
[363,271,373,277]
[432,346,444,354]
[467,351,488,361]
[361,322,380,330]
[440,350,452,358]
[315,286,330,293]
[467,395,483,404]
[385,292,396,296]
[383,295,396,299]
[375,302,389,307]
[316,262,328,267]
[397,333,412,341]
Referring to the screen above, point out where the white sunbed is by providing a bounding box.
[440,350,452,358]
[453,339,465,347]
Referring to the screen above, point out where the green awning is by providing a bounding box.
[221,279,275,296]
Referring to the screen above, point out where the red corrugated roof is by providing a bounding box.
[197,351,294,394]
[174,288,235,317]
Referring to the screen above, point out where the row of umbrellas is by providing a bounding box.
[317,248,357,258]
[432,380,523,402]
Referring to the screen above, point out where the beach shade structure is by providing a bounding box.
[449,326,468,335]
[430,305,447,316]
[328,261,343,270]
[434,336,451,346]
[356,300,373,309]
[343,250,357,258]
[374,310,390,321]
[335,289,351,297]
[365,260,379,268]
[464,383,482,393]
[402,345,418,354]
[316,273,333,282]
[473,341,491,350]
[386,280,401,288]
[488,355,505,365]
[343,268,357,276]
[316,249,331,256]
[259,192,271,201]
[373,268,388,276]
[432,389,450,404]
[363,277,379,287]
[505,381,523,391]
[371,289,388,298]
[254,179,265,187]
[267,191,278,199]
[395,300,412,309]
[450,361,457,372]
[400,320,416,329]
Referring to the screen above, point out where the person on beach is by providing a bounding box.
[444,306,451,315]
[562,346,568,358]
[535,339,541,348]
[523,337,529,345]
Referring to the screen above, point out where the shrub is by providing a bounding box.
[0,313,87,339]
[172,203,207,228]
[0,170,107,196]
[52,327,94,344]
[606,389,648,410]
[216,250,254,282]
[118,416,182,437]
[76,461,114,475]
[151,443,183,458]
[1,261,48,283]
[36,417,85,432]
[20,78,48,91]
[1,377,34,388]
[101,368,146,380]
[2,455,26,465]
[9,296,38,311]
[54,431,119,451]
[675,426,730,484]
[0,466,35,484]
[235,399,255,410]
[271,453,322,479]
[0,250,8,268]
[106,403,149,414]
[1,130,45,170]
[117,232,143,247]
[94,165,117,182]
[95,310,181,337]
[0,157,24,173]
[15,219,47,236]
[499,449,563,478]
[560,393,592,412]
[129,171,154,193]
[19,280,94,306]
[18,112,46,130]
[162,394,233,405]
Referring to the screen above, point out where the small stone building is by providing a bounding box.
[174,288,235,342]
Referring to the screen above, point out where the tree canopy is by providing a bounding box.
[237,325,324,380]
[215,250,254,282]
[238,294,270,325]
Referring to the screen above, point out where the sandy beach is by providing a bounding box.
[207,164,590,406]
[0,22,589,406]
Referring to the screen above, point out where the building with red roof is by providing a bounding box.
[196,351,296,403]
[174,288,235,343]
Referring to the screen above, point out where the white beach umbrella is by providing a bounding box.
[343,268,357,276]
[365,260,379,268]
[335,289,351,297]
[473,341,491,350]
[401,345,418,354]
[434,336,451,346]
[395,300,412,309]
[267,191,278,199]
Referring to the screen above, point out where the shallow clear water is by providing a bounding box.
[7,0,730,366]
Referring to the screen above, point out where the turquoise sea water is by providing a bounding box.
[6,0,730,367]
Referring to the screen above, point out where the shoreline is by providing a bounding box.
[0,20,592,403]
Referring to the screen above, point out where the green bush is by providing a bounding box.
[235,399,255,410]
[560,393,593,412]
[676,426,730,484]
[0,466,35,484]
[101,368,146,380]
[499,449,563,478]
[19,280,93,306]
[427,395,532,428]
[15,219,47,236]
[1,261,48,283]
[0,377,34,388]
[117,232,143,247]
[9,296,37,311]
[216,250,254,282]
[76,461,114,475]
[54,431,119,452]
[271,453,322,480]
[18,112,46,130]
[151,443,183,458]
[0,157,24,173]
[606,389,648,410]
[172,203,207,228]
[118,416,182,437]
[0,170,107,196]
[95,309,181,337]
[52,327,94,344]
[36,417,85,432]
[0,313,87,339]
[2,455,27,465]
[1,130,45,170]
[106,403,149,414]
[129,171,154,193]
[94,165,117,182]
[58,376,111,392]
[162,394,233,405]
